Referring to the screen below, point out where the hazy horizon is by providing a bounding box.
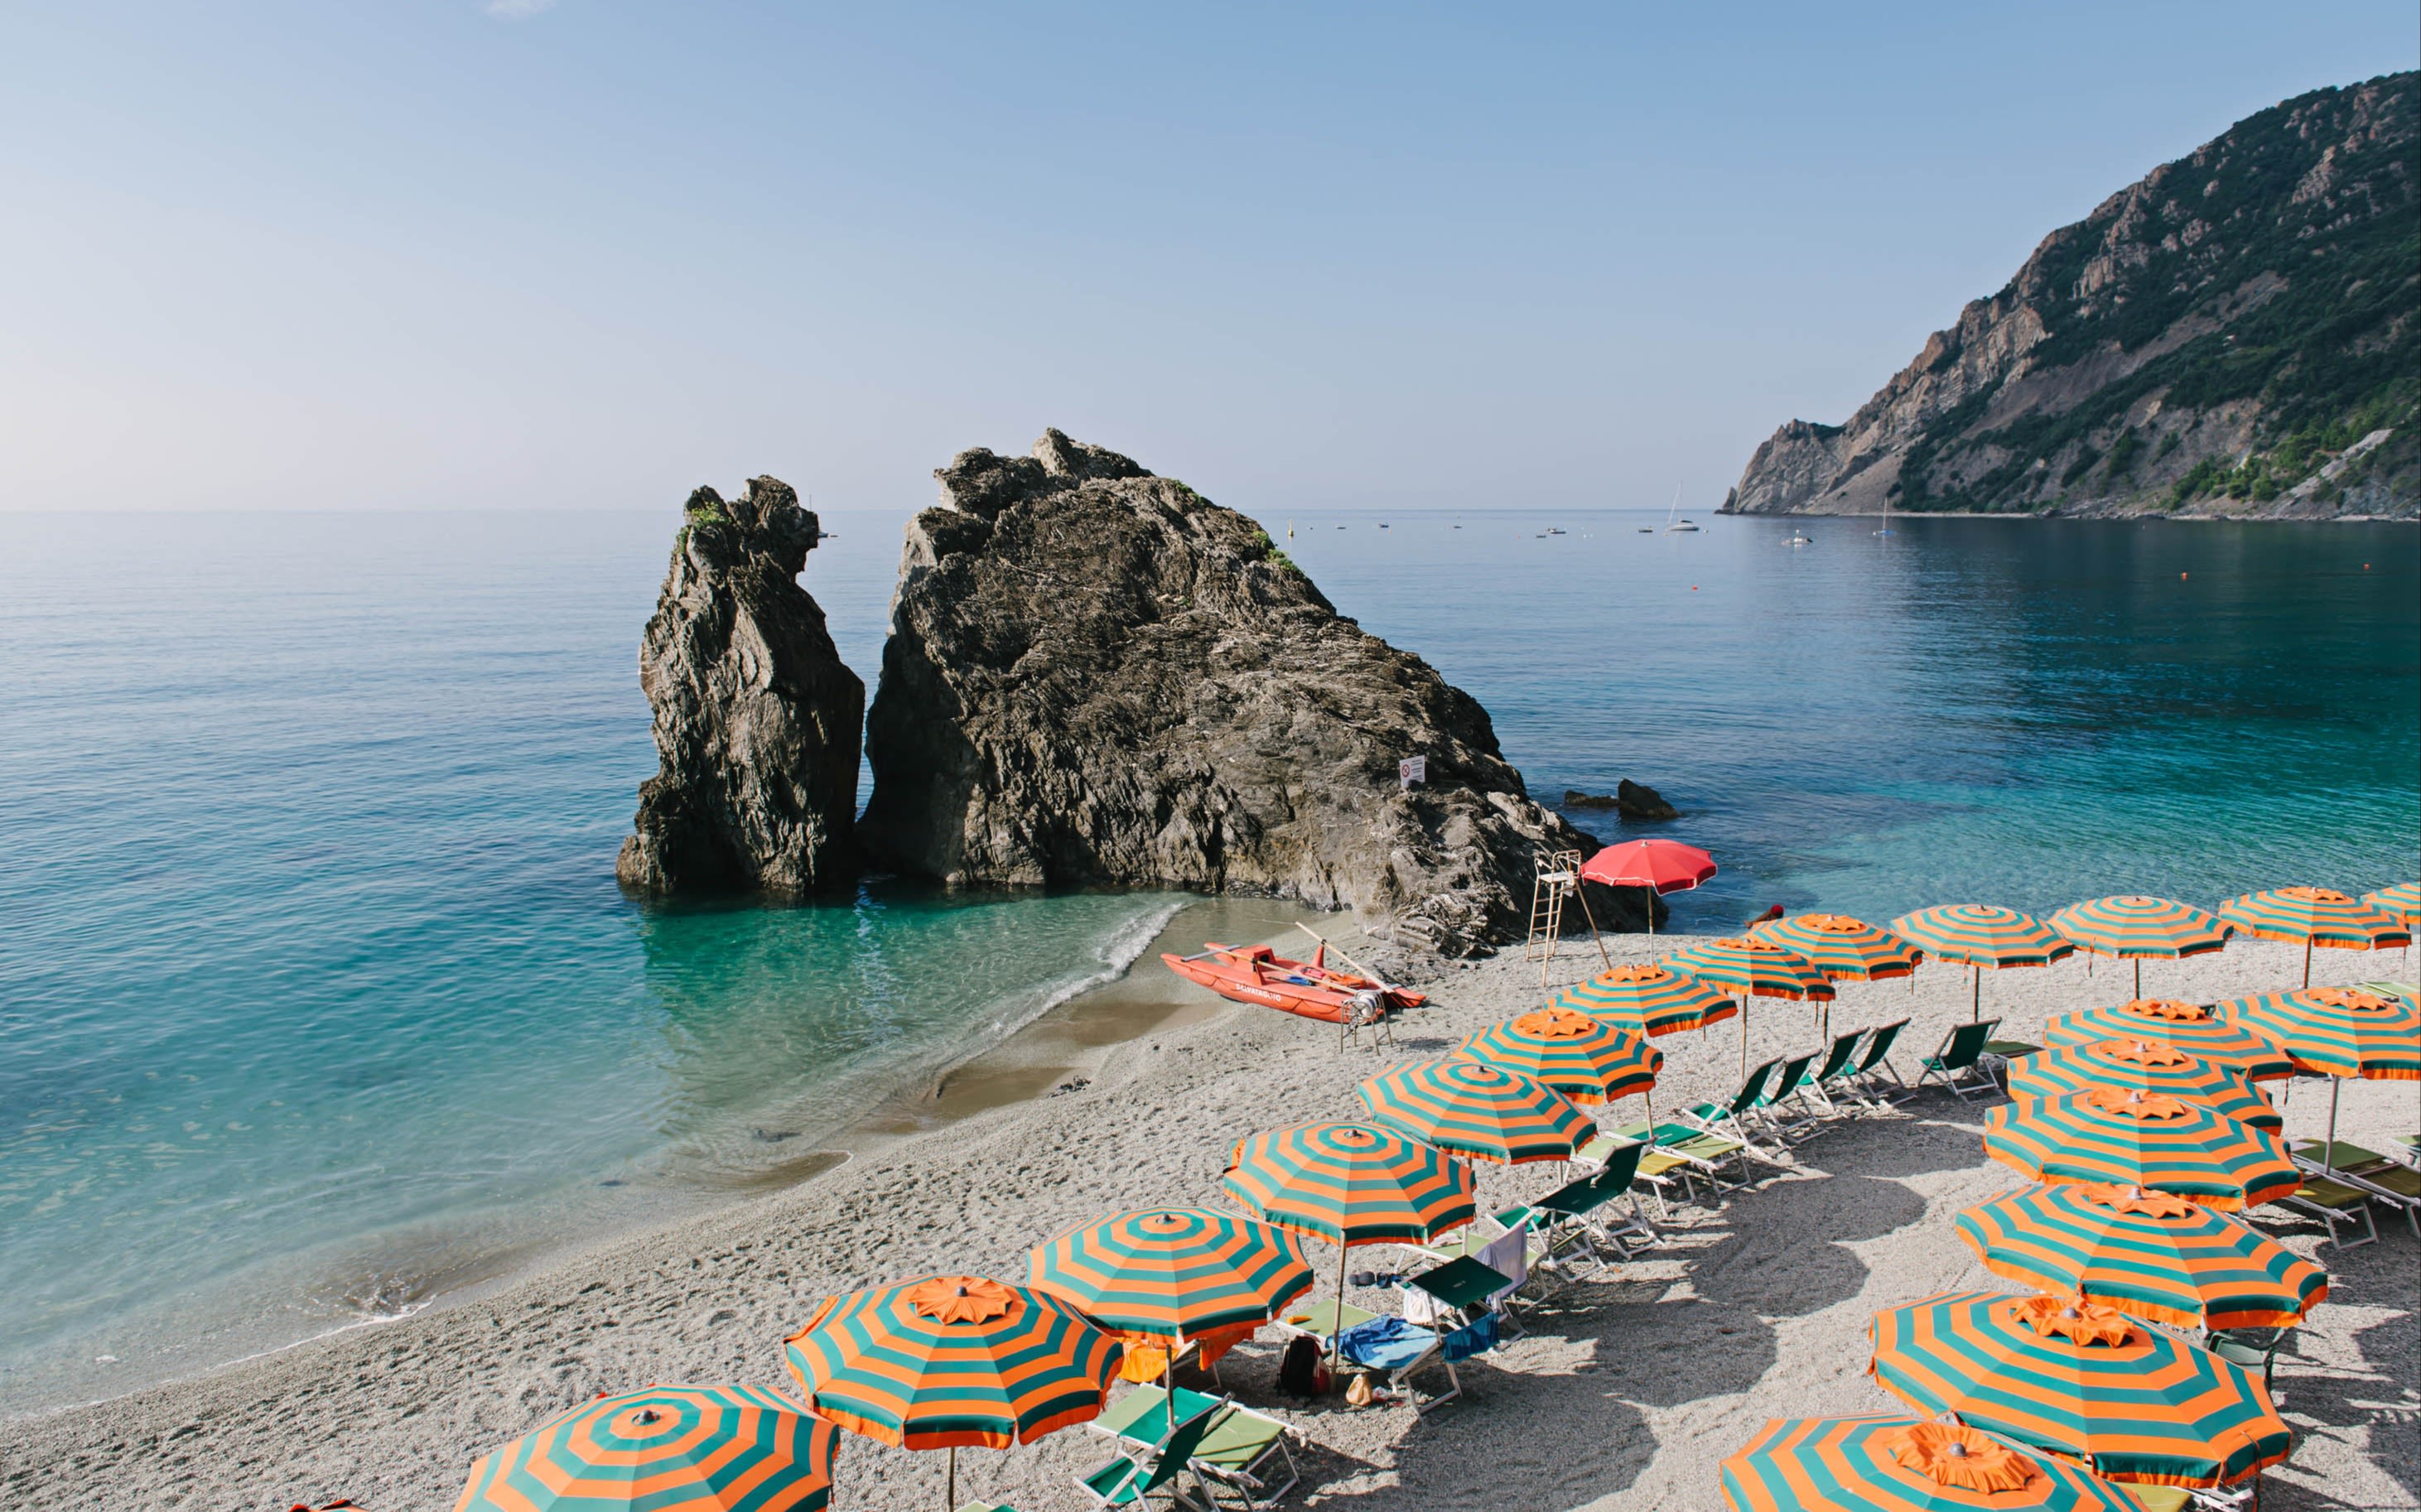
[6,3,2414,516]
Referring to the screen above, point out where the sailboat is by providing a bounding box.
[1662,484,1700,532]
[1874,489,1894,537]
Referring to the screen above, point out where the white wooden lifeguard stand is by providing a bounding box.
[1526,849,1610,984]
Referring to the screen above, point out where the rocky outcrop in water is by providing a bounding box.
[616,479,864,895]
[1725,73,2417,520]
[857,430,1650,954]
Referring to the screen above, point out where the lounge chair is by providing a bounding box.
[1574,1129,1690,1216]
[1088,1386,1300,1510]
[2293,1139,2421,1237]
[2203,1327,2289,1399]
[1803,1028,1871,1116]
[1379,1254,1514,1413]
[1913,1018,2004,1100]
[1849,1018,1913,1106]
[1601,1120,1758,1201]
[1679,1057,1791,1159]
[2271,1175,2380,1250]
[1753,1050,1825,1141]
[1497,1143,1663,1283]
[1979,1033,2042,1082]
[1077,1398,1224,1509]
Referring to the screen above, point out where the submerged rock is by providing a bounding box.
[858,430,1646,953]
[1563,789,1620,810]
[616,478,864,895]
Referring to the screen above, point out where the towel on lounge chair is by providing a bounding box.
[1335,1316,1434,1372]
[1477,1225,1529,1305]
[1440,1312,1499,1361]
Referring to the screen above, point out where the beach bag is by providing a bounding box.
[1344,1370,1374,1407]
[1278,1334,1328,1398]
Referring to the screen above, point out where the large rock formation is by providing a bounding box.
[858,429,1647,954]
[616,479,864,894]
[1726,72,2417,520]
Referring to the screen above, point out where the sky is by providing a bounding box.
[3,3,2414,515]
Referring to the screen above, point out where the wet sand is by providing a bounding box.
[5,932,2415,1511]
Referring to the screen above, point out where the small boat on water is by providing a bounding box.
[1161,942,1427,1023]
[1786,532,1815,547]
[1661,484,1700,532]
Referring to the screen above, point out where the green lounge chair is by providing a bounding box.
[1078,1399,1225,1510]
[1804,1028,1871,1117]
[1498,1143,1663,1283]
[1271,1297,1374,1348]
[1603,1120,1756,1201]
[1914,1018,2003,1100]
[1753,1050,1825,1141]
[1680,1057,1789,1158]
[2273,1174,2380,1250]
[1089,1386,1300,1510]
[1849,1018,1913,1106]
[2293,1139,2421,1237]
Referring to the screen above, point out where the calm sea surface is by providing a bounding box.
[2,505,2414,1408]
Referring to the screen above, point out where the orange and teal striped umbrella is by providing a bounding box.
[783,1276,1120,1452]
[1869,1290,2290,1487]
[1358,1057,1593,1165]
[1748,913,1922,980]
[2216,887,2409,987]
[1459,1008,1661,1105]
[1719,1413,2148,1512]
[1954,1182,2327,1331]
[2366,880,2421,929]
[1026,1207,1311,1342]
[1984,1089,2298,1211]
[454,1383,838,1512]
[2044,1000,2293,1084]
[2004,1039,2279,1130]
[1545,963,1737,1038]
[1664,936,1833,1073]
[1221,1122,1476,1247]
[1893,905,2075,1022]
[2049,896,2231,998]
[2217,986,2421,1081]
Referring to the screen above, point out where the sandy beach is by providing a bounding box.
[6,928,2415,1512]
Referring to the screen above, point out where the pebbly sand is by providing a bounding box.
[5,924,2416,1512]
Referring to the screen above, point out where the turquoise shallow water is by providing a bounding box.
[2,505,2414,1408]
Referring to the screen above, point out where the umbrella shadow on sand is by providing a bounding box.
[2259,1255,2421,1512]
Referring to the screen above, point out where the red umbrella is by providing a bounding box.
[1579,839,1717,936]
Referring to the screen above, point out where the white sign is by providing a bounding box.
[1399,755,1426,790]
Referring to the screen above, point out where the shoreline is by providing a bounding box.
[10,933,2413,1510]
[0,893,1328,1425]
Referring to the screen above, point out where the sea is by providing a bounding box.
[2,504,2414,1412]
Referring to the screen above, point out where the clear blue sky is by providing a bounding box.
[5,3,2413,513]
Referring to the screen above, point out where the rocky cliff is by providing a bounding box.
[857,429,1647,954]
[616,479,864,894]
[1726,72,2418,520]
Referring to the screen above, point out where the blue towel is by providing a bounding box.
[1441,1312,1498,1361]
[1335,1316,1433,1372]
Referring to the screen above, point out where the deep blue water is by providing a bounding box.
[2,505,2414,1408]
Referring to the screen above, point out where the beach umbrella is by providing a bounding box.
[1719,1413,2149,1512]
[1026,1206,1312,1377]
[2219,985,2421,1173]
[783,1276,1121,1510]
[1662,936,1833,1077]
[1954,1182,2326,1331]
[2004,1038,2279,1131]
[1459,1007,1661,1108]
[1358,1057,1594,1165]
[1223,1121,1476,1365]
[1984,1088,2299,1211]
[1578,837,1717,934]
[2216,886,2408,987]
[1546,962,1738,1038]
[454,1382,839,1512]
[1891,905,2074,1023]
[2043,999,2293,1084]
[1749,912,1920,1038]
[2048,896,2231,998]
[1869,1289,2292,1487]
[2366,882,2420,956]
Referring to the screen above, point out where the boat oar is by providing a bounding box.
[1294,924,1403,999]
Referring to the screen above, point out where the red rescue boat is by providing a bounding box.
[1160,941,1425,1024]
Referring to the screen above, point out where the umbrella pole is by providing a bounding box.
[947,1446,956,1512]
[1329,1241,1350,1373]
[1740,1002,1751,1080]
[2325,1078,2341,1176]
[1971,968,1981,1024]
[2303,937,2313,990]
[1645,884,1656,937]
[2133,958,2141,998]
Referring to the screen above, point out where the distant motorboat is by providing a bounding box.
[1787,532,1815,547]
[1544,527,1567,536]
